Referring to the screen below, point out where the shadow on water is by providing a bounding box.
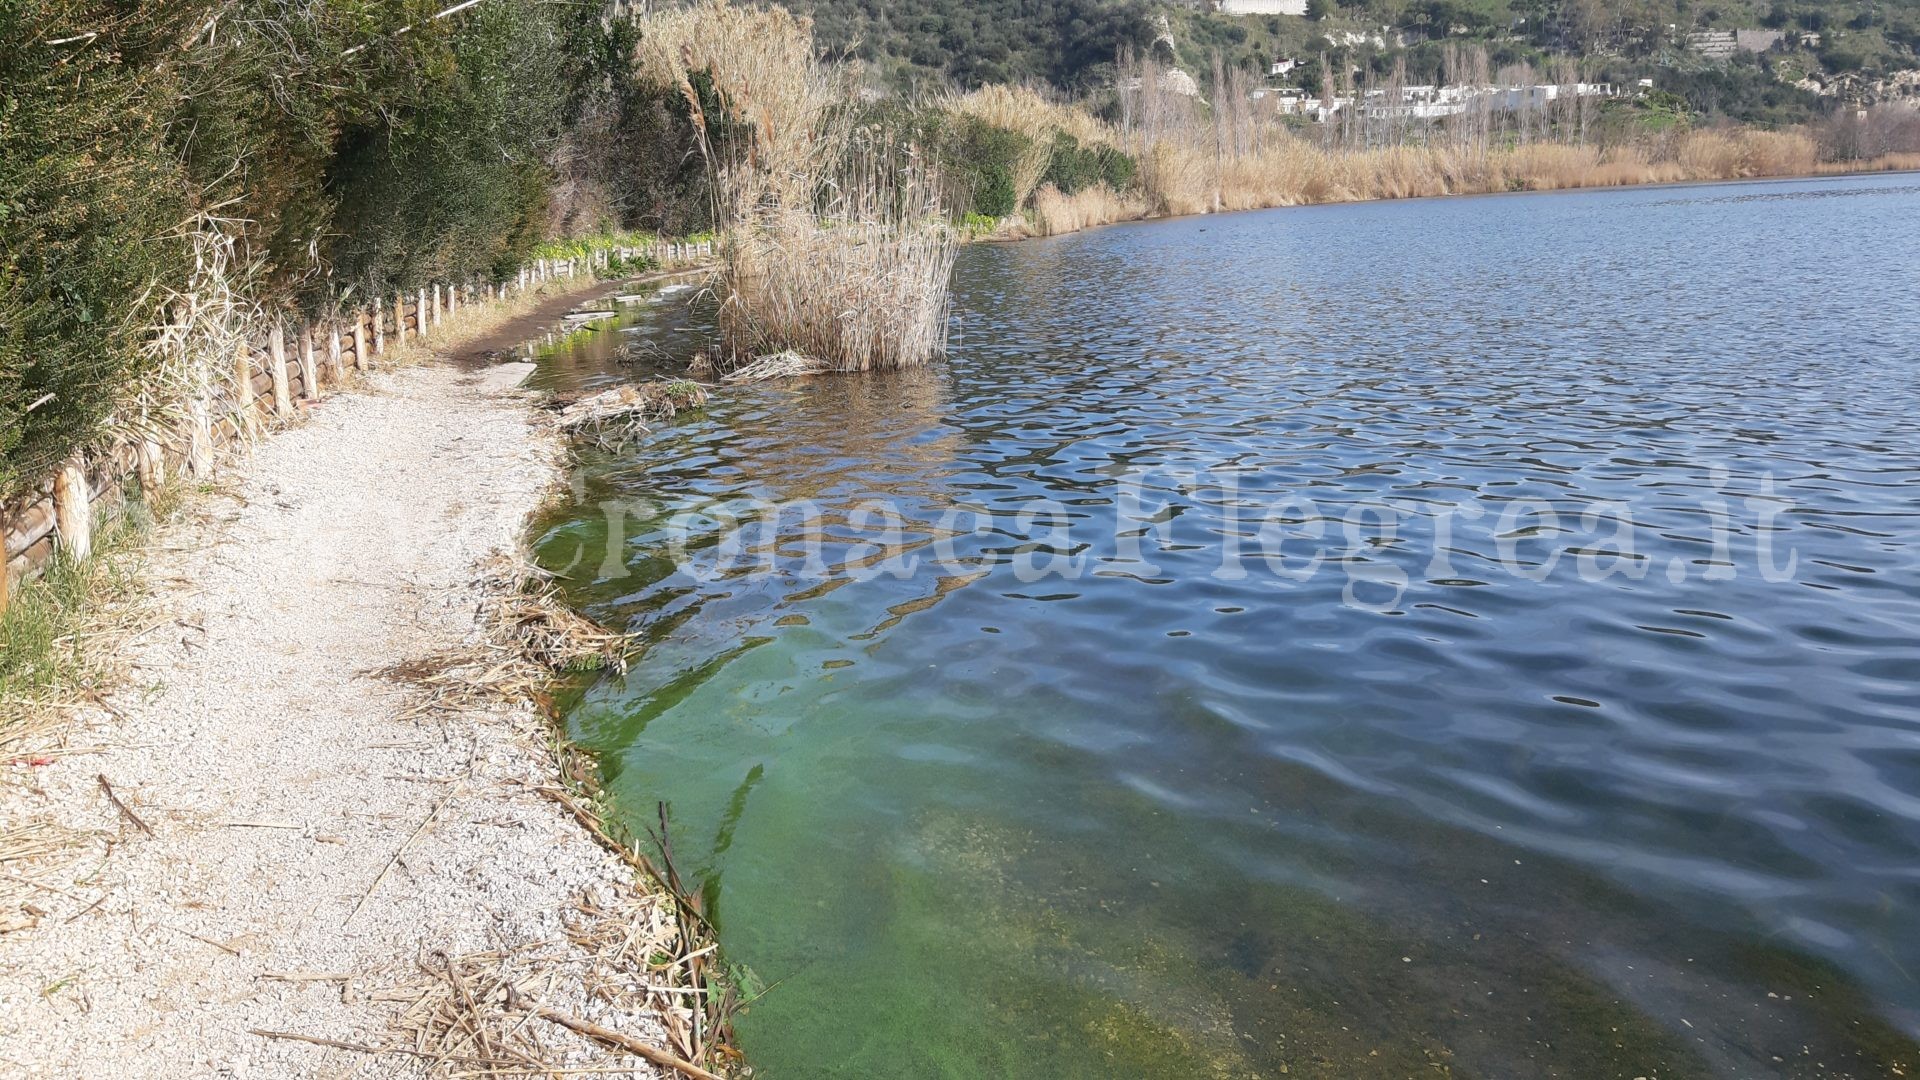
[529,175,1920,1078]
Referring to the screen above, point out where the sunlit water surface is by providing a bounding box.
[527,174,1920,1079]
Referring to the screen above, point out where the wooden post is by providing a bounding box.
[301,323,320,398]
[417,288,427,337]
[270,318,292,417]
[188,393,214,477]
[352,310,368,371]
[448,282,459,321]
[373,296,385,356]
[52,458,91,562]
[327,319,343,380]
[137,438,165,493]
[1,503,12,618]
[234,342,258,437]
[394,292,408,345]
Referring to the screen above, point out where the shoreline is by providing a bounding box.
[985,157,1920,244]
[0,278,718,1078]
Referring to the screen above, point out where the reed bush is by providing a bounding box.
[1031,184,1147,237]
[636,0,957,373]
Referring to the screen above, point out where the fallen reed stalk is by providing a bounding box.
[548,381,709,449]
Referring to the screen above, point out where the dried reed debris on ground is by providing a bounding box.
[547,382,709,450]
[375,555,628,723]
[364,557,743,1078]
[720,350,832,383]
[367,885,729,1079]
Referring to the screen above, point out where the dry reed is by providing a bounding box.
[374,555,628,724]
[550,381,710,448]
[635,0,957,374]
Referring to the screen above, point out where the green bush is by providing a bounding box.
[0,5,201,496]
[0,0,618,498]
[943,116,1034,218]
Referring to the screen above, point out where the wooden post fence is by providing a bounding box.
[0,243,719,594]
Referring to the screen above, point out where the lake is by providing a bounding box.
[528,173,1920,1078]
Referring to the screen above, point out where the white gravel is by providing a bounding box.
[0,360,667,1078]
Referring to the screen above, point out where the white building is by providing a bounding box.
[1219,0,1309,15]
[1259,81,1625,122]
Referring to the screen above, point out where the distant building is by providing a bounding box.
[1258,80,1625,122]
[1270,57,1298,78]
[1218,0,1309,15]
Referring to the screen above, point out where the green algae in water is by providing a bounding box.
[529,179,1920,1078]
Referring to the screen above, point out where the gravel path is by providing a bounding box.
[0,359,668,1078]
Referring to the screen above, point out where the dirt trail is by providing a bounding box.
[0,334,672,1077]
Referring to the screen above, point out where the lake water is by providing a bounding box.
[528,174,1920,1078]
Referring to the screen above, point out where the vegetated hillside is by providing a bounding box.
[792,0,1158,90]
[791,0,1918,122]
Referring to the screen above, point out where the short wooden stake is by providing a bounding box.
[1,504,12,618]
[352,311,368,371]
[301,324,320,398]
[53,458,91,562]
[270,318,292,416]
[327,320,343,379]
[372,296,385,356]
[416,288,427,337]
[394,292,408,345]
[234,342,258,436]
[138,438,166,493]
[188,394,214,477]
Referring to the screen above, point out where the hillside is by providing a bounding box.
[791,0,1920,122]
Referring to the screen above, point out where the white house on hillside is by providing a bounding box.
[1219,0,1309,16]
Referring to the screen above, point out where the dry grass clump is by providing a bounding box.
[637,0,957,374]
[376,556,628,723]
[0,818,94,935]
[371,886,733,1079]
[720,209,957,373]
[551,381,709,449]
[1031,183,1145,237]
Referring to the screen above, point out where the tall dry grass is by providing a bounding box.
[1030,183,1147,237]
[1077,106,1839,229]
[636,0,956,374]
[951,84,1117,210]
